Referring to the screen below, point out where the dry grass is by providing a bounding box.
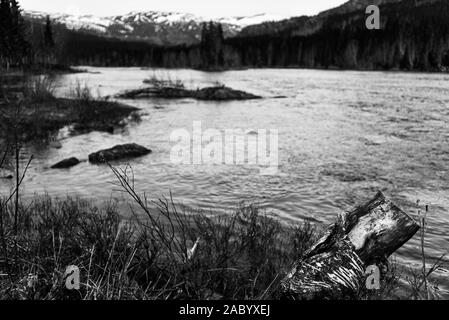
[69,80,94,102]
[143,71,186,90]
[0,192,322,300]
[0,162,445,300]
[0,188,445,300]
[403,201,448,300]
[23,76,56,103]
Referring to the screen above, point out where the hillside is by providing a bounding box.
[37,0,449,72]
[225,0,449,71]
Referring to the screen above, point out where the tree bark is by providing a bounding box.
[280,191,420,299]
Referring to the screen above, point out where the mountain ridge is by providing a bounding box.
[23,10,288,46]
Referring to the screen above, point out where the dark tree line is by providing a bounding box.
[57,0,449,72]
[44,15,55,48]
[200,22,224,70]
[0,0,28,68]
[0,0,56,70]
[56,30,164,67]
[223,0,449,71]
[55,22,226,70]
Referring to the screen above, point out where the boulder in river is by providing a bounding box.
[51,157,80,169]
[0,168,13,179]
[49,140,63,149]
[88,143,152,164]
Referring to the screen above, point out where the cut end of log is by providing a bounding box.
[344,191,420,264]
[280,191,420,300]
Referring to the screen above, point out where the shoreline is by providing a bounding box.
[78,65,449,75]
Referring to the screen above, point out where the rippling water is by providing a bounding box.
[1,67,448,296]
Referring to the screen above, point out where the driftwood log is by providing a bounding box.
[280,191,420,299]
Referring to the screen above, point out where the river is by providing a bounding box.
[1,67,448,297]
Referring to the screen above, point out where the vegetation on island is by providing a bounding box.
[117,75,261,101]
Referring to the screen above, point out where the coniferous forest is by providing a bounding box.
[0,0,28,68]
[1,0,449,72]
[0,0,59,70]
[52,0,449,72]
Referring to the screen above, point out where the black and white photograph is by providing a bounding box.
[0,0,448,304]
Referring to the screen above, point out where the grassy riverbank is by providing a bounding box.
[0,192,410,300]
[0,160,434,300]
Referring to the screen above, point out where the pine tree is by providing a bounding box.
[0,0,12,66]
[10,0,27,65]
[44,15,55,48]
[199,22,224,70]
[0,0,12,34]
[10,0,21,29]
[0,0,29,68]
[216,23,224,66]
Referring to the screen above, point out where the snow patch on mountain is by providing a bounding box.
[217,13,287,27]
[23,10,290,45]
[25,10,287,32]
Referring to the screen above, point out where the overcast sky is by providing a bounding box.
[20,0,348,18]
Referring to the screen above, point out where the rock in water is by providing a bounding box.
[88,143,152,164]
[49,140,63,149]
[51,157,80,169]
[0,168,13,179]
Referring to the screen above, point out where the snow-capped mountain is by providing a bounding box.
[24,10,288,45]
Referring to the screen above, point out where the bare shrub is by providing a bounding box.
[23,76,55,102]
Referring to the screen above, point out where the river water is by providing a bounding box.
[1,67,448,297]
